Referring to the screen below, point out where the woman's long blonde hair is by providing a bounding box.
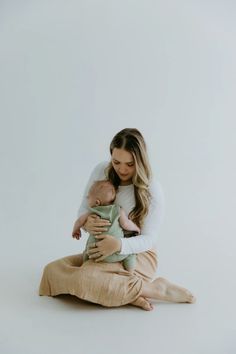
[105,128,152,228]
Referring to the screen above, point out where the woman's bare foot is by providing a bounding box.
[131,296,154,311]
[153,277,196,303]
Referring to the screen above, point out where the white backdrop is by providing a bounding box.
[0,1,235,354]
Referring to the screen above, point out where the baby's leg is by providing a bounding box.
[82,250,89,263]
[123,254,136,273]
[83,236,94,263]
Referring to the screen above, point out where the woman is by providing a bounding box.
[39,128,196,311]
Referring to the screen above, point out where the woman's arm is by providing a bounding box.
[77,161,108,218]
[119,179,166,254]
[88,179,166,261]
[76,161,111,236]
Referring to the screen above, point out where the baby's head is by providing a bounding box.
[87,180,116,207]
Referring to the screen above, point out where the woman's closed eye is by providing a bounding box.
[113,161,134,167]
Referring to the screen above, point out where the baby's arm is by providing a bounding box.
[72,212,90,239]
[119,208,140,234]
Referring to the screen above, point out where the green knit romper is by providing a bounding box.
[83,204,136,271]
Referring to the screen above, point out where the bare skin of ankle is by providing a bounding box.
[141,277,196,303]
[77,254,195,308]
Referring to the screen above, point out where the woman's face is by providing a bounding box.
[111,148,136,185]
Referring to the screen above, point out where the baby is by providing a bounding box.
[73,180,140,272]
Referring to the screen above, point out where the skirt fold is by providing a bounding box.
[39,250,158,307]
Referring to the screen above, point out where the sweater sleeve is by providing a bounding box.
[119,179,166,254]
[77,161,108,218]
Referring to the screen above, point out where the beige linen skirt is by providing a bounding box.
[39,250,158,307]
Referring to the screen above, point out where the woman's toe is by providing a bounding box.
[131,296,153,311]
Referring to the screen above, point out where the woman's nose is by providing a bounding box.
[119,168,127,174]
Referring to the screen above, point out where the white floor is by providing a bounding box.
[1,168,235,354]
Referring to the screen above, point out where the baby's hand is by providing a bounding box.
[72,228,81,240]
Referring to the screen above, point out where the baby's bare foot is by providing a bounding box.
[153,277,196,303]
[131,296,154,311]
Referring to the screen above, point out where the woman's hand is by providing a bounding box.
[84,214,111,235]
[87,235,121,262]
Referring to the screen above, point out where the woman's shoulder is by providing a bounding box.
[90,161,109,179]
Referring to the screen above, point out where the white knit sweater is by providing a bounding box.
[77,161,165,254]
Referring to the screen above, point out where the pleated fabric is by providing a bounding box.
[39,250,158,307]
